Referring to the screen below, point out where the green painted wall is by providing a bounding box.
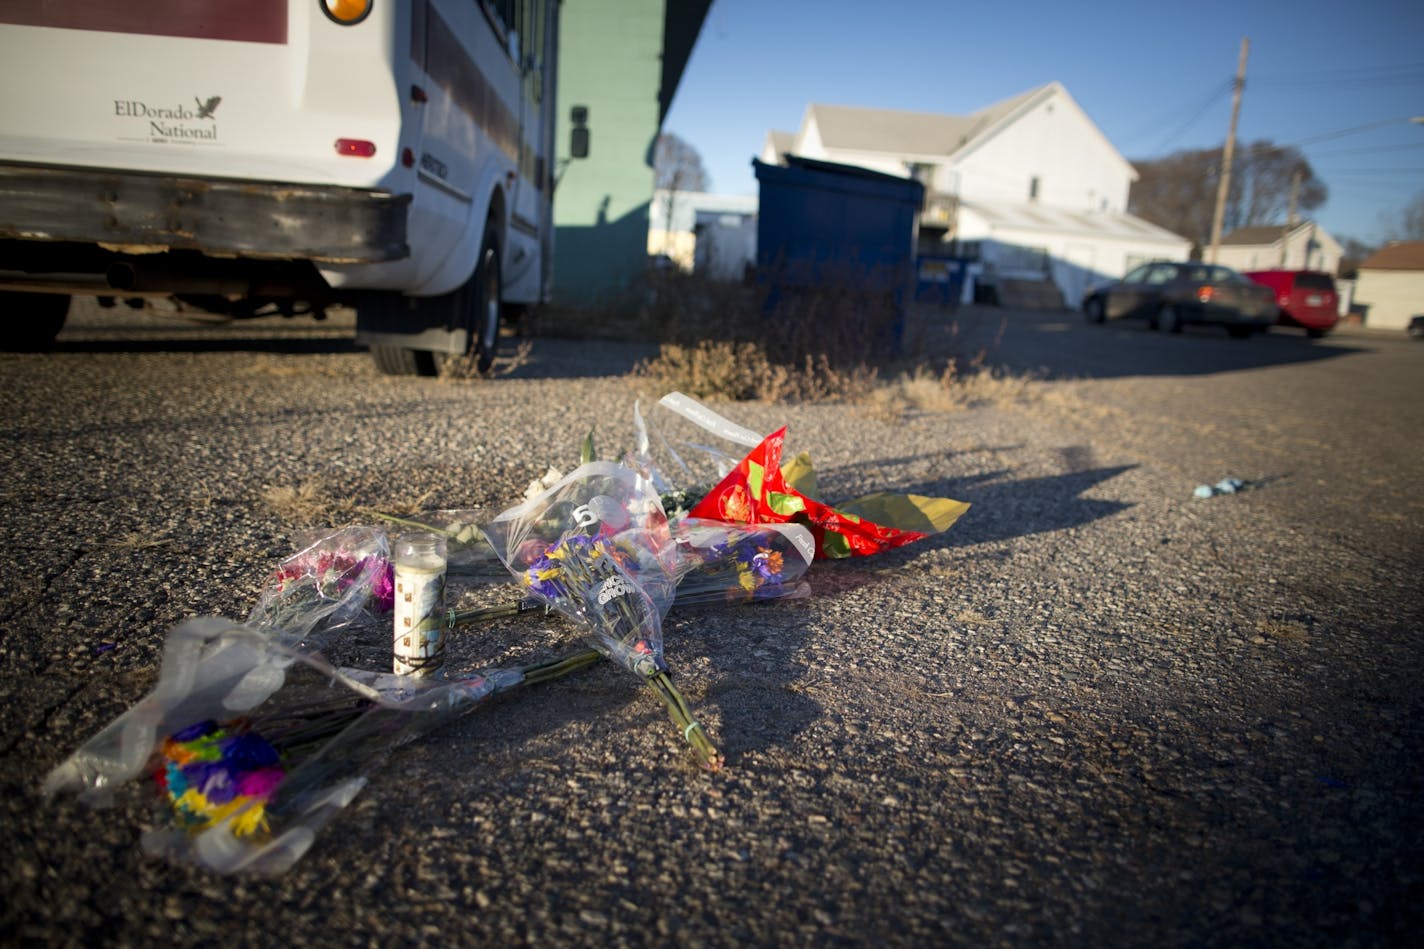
[552,0,666,307]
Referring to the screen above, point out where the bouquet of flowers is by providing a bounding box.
[669,518,815,606]
[481,460,724,769]
[246,526,393,648]
[43,617,597,875]
[634,393,971,559]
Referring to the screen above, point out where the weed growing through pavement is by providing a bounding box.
[439,338,535,381]
[259,481,341,524]
[108,531,174,551]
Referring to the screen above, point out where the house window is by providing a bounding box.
[1029,176,1040,201]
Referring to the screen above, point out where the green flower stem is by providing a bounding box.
[522,647,603,686]
[444,598,547,630]
[649,669,723,772]
[361,510,464,540]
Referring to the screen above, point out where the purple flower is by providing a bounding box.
[189,761,239,804]
[366,559,395,613]
[219,732,281,771]
[171,720,219,742]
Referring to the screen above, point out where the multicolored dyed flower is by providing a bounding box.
[155,720,285,839]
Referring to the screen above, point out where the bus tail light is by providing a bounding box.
[321,0,372,25]
[335,138,377,158]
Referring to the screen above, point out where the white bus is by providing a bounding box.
[0,0,576,374]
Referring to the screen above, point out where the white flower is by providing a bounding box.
[523,465,564,501]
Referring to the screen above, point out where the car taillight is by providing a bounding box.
[1196,286,1217,302]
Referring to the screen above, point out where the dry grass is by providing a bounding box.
[541,269,1041,411]
[367,487,443,518]
[864,356,1041,420]
[632,341,880,403]
[107,531,174,551]
[439,337,535,381]
[259,481,344,524]
[1256,617,1310,642]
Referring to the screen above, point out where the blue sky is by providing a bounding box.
[661,0,1424,245]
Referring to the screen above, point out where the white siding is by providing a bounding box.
[1354,270,1424,330]
[1217,225,1343,274]
[954,206,1189,304]
[954,92,1133,213]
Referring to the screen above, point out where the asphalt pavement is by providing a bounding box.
[2,300,1422,946]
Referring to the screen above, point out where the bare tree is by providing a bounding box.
[653,133,710,260]
[1230,141,1327,228]
[1385,190,1424,241]
[1130,141,1326,254]
[1338,235,1380,276]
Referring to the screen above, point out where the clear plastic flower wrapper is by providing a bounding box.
[481,461,724,769]
[635,393,971,559]
[41,617,586,876]
[669,518,815,606]
[364,508,506,575]
[246,525,393,649]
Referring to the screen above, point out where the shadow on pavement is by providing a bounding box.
[908,305,1366,380]
[52,336,365,355]
[51,329,658,380]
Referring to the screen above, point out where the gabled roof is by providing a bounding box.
[1359,241,1424,271]
[1221,222,1313,246]
[804,83,1059,160]
[762,129,795,160]
[803,104,977,156]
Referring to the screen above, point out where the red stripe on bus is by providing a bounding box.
[0,0,287,44]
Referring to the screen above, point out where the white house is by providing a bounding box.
[759,82,1190,305]
[1215,222,1343,275]
[648,190,757,278]
[1353,241,1424,331]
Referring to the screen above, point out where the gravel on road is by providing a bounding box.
[2,304,1422,946]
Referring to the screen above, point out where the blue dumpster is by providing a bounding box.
[753,156,923,355]
[914,254,969,306]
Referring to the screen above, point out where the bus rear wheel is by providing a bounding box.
[1,291,70,351]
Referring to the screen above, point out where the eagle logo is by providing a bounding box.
[195,95,221,119]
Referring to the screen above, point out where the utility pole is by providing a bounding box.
[1207,37,1249,264]
[1281,168,1301,267]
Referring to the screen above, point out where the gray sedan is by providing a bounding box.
[1082,261,1279,338]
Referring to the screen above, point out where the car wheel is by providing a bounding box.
[1083,297,1105,323]
[1306,327,1328,339]
[370,344,437,376]
[1,291,70,351]
[1158,305,1183,334]
[466,224,502,374]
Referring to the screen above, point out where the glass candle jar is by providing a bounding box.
[392,532,447,676]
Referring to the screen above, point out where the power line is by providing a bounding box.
[1306,142,1424,158]
[1119,79,1232,154]
[1251,61,1424,87]
[1152,80,1234,154]
[1285,116,1424,148]
[1320,167,1424,175]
